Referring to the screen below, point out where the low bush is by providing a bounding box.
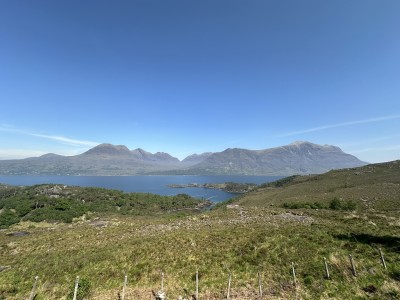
[329,197,357,210]
[66,278,91,300]
[282,198,356,211]
[0,209,20,228]
[283,201,327,209]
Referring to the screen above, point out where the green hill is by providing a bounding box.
[237,160,400,211]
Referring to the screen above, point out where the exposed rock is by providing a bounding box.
[276,213,314,222]
[6,231,30,237]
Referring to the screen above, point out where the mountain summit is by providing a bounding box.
[0,141,367,176]
[83,143,131,156]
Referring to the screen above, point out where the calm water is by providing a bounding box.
[0,175,282,203]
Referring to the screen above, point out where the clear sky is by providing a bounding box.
[1,0,399,162]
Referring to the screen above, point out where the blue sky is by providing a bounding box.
[1,0,399,162]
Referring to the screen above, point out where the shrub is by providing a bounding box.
[303,275,314,286]
[262,175,298,188]
[389,265,400,281]
[67,278,91,300]
[329,198,356,211]
[0,209,20,228]
[329,197,342,210]
[283,202,327,209]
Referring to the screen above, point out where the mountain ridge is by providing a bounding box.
[0,141,368,176]
[160,141,368,175]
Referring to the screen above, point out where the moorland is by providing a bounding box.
[0,160,399,299]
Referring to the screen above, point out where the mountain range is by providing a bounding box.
[0,141,367,176]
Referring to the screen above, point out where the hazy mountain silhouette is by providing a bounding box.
[0,141,367,175]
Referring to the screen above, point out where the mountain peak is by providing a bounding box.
[153,152,180,162]
[83,143,131,156]
[287,141,323,148]
[39,153,62,159]
[289,140,309,146]
[181,152,213,166]
[287,141,341,150]
[131,148,152,156]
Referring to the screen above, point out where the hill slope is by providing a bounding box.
[237,160,400,211]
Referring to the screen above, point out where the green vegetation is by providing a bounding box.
[0,161,399,299]
[1,207,399,299]
[282,198,357,210]
[238,160,400,211]
[66,278,91,300]
[261,175,299,188]
[0,185,209,229]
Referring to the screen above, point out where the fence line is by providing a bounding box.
[23,248,395,299]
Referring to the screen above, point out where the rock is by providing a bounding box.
[6,231,30,237]
[0,266,11,272]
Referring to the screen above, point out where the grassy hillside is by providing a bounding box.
[0,161,399,299]
[237,160,400,211]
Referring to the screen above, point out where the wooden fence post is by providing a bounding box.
[378,248,387,269]
[121,274,128,300]
[291,262,297,287]
[161,272,164,293]
[195,270,199,300]
[227,273,232,299]
[258,272,263,298]
[349,255,357,277]
[28,276,39,300]
[73,276,79,300]
[323,257,330,279]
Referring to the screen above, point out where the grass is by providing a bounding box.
[1,207,399,299]
[238,160,400,211]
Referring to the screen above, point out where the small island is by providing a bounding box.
[168,182,258,194]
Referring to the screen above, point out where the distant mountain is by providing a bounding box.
[0,141,368,176]
[165,141,368,175]
[181,152,213,166]
[130,148,154,160]
[83,144,131,157]
[0,143,184,176]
